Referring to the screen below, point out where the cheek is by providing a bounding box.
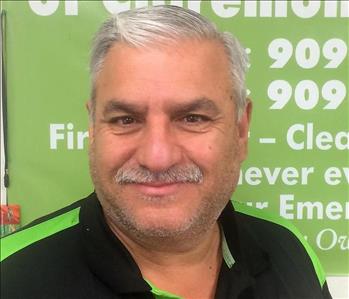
[92,131,134,172]
[196,131,241,178]
[182,134,230,172]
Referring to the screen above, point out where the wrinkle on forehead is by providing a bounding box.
[94,39,235,119]
[96,39,231,87]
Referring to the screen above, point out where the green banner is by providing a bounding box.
[1,0,348,275]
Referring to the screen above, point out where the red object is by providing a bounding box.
[1,205,20,225]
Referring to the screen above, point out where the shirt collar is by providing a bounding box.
[79,193,151,295]
[220,200,270,277]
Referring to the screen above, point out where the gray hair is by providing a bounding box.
[90,5,249,118]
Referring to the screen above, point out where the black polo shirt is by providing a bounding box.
[0,193,332,298]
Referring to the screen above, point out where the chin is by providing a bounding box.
[132,207,210,238]
[133,221,194,239]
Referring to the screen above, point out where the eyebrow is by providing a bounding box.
[102,97,221,117]
[167,97,221,117]
[103,99,147,117]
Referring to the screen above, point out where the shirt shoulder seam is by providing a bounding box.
[231,200,326,287]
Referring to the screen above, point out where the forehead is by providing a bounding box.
[94,39,232,108]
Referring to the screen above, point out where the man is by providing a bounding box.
[1,5,332,299]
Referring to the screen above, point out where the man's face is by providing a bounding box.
[88,39,251,240]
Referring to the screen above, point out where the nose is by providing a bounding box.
[135,118,182,172]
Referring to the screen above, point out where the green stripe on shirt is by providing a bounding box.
[146,280,182,299]
[0,207,80,262]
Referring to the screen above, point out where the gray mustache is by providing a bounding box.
[115,164,203,185]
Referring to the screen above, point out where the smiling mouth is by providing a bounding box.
[132,182,184,196]
[139,181,179,187]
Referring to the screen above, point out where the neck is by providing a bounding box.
[110,220,221,263]
[107,219,222,299]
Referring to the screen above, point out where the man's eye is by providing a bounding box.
[111,116,136,125]
[108,115,141,134]
[183,114,209,123]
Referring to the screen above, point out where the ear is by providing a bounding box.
[237,99,252,161]
[86,100,94,144]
